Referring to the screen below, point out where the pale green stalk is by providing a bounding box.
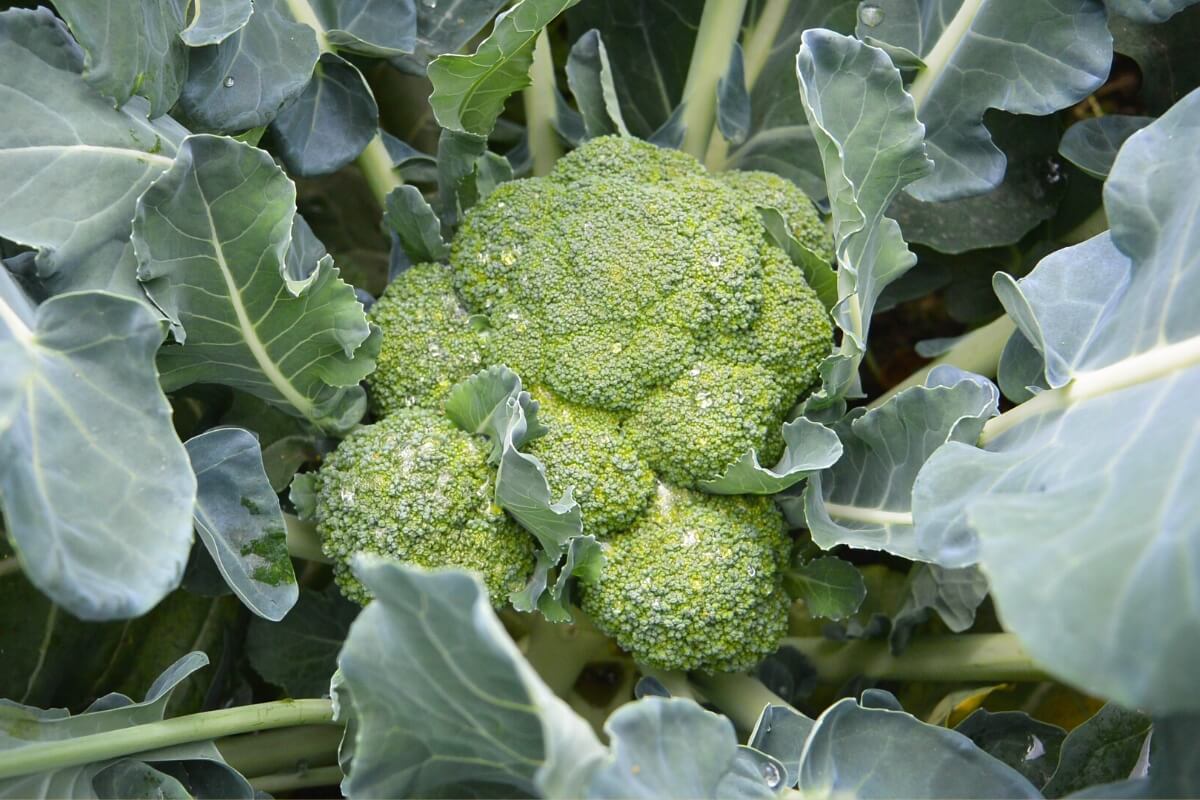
[691,672,793,731]
[215,725,343,778]
[523,29,563,177]
[522,611,613,696]
[784,634,1048,683]
[906,0,983,112]
[680,0,750,160]
[0,700,337,782]
[250,764,344,794]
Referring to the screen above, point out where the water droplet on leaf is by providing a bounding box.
[859,4,885,26]
[223,76,235,88]
[761,761,782,788]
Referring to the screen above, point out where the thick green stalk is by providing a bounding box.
[250,764,344,794]
[680,0,750,160]
[523,29,563,177]
[785,634,1049,683]
[215,725,343,779]
[691,672,793,732]
[0,700,337,782]
[357,134,404,209]
[704,0,787,170]
[870,315,1017,408]
[522,612,613,696]
[906,0,983,112]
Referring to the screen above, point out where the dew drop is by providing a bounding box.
[761,761,782,789]
[420,0,437,7]
[223,75,235,88]
[1025,735,1046,761]
[859,4,885,27]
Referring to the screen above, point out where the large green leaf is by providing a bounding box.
[797,366,997,559]
[186,427,297,622]
[246,585,357,698]
[912,89,1200,713]
[0,8,186,300]
[588,699,776,799]
[336,558,605,798]
[179,0,253,46]
[0,275,195,621]
[861,0,1111,202]
[565,29,630,139]
[1106,0,1200,22]
[795,30,933,405]
[177,0,319,133]
[428,0,580,136]
[310,0,417,58]
[1059,116,1154,180]
[699,417,842,495]
[134,135,378,432]
[51,0,188,117]
[798,697,1040,798]
[393,0,507,74]
[1041,704,1151,798]
[954,709,1066,789]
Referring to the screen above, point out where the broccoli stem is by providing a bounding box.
[636,666,697,701]
[680,0,750,161]
[356,134,404,210]
[0,699,337,782]
[215,725,343,779]
[284,512,331,564]
[0,556,19,579]
[906,0,984,113]
[784,634,1049,683]
[523,29,563,177]
[522,612,614,697]
[869,315,1017,408]
[282,0,330,52]
[250,765,344,794]
[691,672,794,732]
[704,0,788,171]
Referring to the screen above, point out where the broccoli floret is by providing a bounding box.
[718,169,833,264]
[525,388,657,537]
[580,485,792,672]
[366,263,486,415]
[312,409,535,606]
[625,361,787,488]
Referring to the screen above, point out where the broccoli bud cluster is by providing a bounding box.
[310,136,834,672]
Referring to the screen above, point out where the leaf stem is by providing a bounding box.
[521,611,613,696]
[906,0,982,112]
[282,0,331,52]
[285,513,331,564]
[0,699,337,782]
[680,0,749,160]
[215,725,343,778]
[704,0,787,170]
[355,133,404,209]
[691,672,794,732]
[250,764,344,794]
[783,634,1050,683]
[869,315,1016,408]
[523,29,563,177]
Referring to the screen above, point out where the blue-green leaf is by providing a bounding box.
[311,0,417,57]
[186,427,297,622]
[795,30,933,405]
[715,42,750,146]
[700,417,842,495]
[384,186,449,265]
[0,275,196,621]
[785,556,866,621]
[954,709,1066,789]
[393,0,507,74]
[134,135,378,432]
[1059,115,1155,180]
[566,29,630,139]
[1042,705,1151,798]
[428,0,580,136]
[1106,0,1200,22]
[0,8,186,301]
[179,0,252,46]
[52,0,188,117]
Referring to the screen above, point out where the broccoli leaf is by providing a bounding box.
[0,274,196,621]
[268,53,379,177]
[795,366,997,560]
[337,558,605,798]
[953,709,1066,789]
[1105,0,1200,23]
[912,90,1200,714]
[0,8,187,301]
[179,0,252,46]
[565,29,630,139]
[383,185,449,265]
[1059,116,1155,180]
[308,0,417,58]
[715,43,750,147]
[699,417,842,495]
[794,30,933,406]
[784,556,867,621]
[51,0,188,117]
[428,0,580,136]
[176,0,320,133]
[861,0,1111,202]
[798,697,1041,798]
[247,585,358,698]
[186,427,298,622]
[1041,705,1152,798]
[392,0,507,74]
[134,135,379,433]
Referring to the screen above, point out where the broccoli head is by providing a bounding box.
[580,485,792,672]
[315,135,834,671]
[312,408,535,606]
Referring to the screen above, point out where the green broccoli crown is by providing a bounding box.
[313,408,535,606]
[717,169,834,264]
[580,485,792,672]
[366,262,487,415]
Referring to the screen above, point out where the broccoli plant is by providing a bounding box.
[1,0,1199,798]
